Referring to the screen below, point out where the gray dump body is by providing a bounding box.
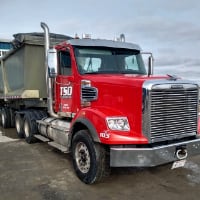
[0,33,71,99]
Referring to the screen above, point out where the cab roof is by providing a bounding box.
[67,39,141,51]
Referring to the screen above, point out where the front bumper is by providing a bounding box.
[110,138,200,167]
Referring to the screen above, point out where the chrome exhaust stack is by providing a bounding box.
[40,22,59,118]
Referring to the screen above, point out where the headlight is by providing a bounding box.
[106,117,130,131]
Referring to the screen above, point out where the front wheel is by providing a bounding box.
[72,130,110,184]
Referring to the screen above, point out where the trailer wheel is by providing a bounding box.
[1,107,11,128]
[72,130,110,184]
[23,112,38,144]
[15,113,25,138]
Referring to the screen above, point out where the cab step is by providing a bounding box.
[34,134,50,142]
[48,141,69,153]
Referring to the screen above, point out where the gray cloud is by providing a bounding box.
[1,0,200,81]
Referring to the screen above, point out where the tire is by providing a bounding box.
[9,108,15,128]
[32,110,47,120]
[15,113,25,138]
[72,130,110,184]
[1,107,11,128]
[0,108,2,126]
[23,111,38,144]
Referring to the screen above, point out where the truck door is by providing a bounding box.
[55,50,74,117]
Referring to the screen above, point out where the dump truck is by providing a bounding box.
[0,22,200,184]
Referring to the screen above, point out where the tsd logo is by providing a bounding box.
[60,86,73,97]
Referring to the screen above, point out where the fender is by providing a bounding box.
[69,107,116,148]
[69,106,134,145]
[69,107,149,145]
[70,117,101,144]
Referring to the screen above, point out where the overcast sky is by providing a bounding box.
[1,0,200,83]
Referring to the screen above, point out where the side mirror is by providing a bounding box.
[141,52,154,76]
[47,48,58,78]
[148,55,153,76]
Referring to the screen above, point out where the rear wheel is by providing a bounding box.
[23,111,38,144]
[9,108,15,128]
[15,113,25,138]
[72,130,110,184]
[1,107,11,128]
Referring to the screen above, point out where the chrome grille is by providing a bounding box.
[150,86,198,143]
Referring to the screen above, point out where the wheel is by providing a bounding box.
[1,107,11,128]
[23,111,38,144]
[9,108,15,128]
[72,130,110,184]
[32,110,47,120]
[0,108,2,126]
[15,113,25,138]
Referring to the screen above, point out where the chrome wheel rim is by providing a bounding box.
[75,142,90,173]
[1,113,5,126]
[15,117,21,133]
[24,120,30,138]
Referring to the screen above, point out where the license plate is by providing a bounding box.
[171,159,186,169]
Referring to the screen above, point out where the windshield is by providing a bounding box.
[74,47,147,75]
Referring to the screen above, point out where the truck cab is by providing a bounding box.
[53,39,147,119]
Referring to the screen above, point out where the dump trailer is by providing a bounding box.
[0,32,72,127]
[0,22,200,184]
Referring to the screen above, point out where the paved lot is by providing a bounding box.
[0,127,200,200]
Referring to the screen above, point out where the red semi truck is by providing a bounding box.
[0,22,200,184]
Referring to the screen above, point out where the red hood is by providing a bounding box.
[80,74,169,138]
[83,74,169,87]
